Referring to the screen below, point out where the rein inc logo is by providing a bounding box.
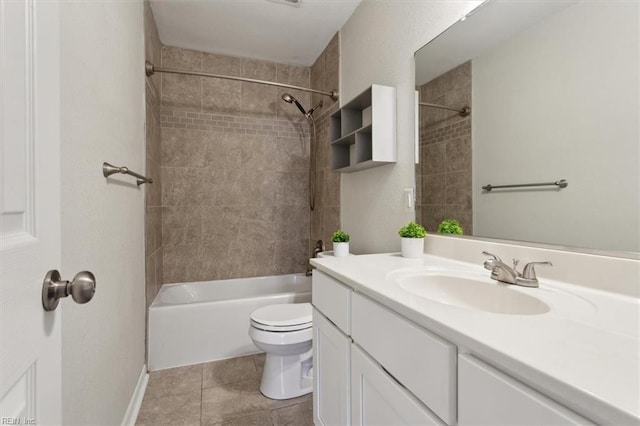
[1,418,35,425]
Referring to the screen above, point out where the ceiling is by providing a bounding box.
[150,0,362,67]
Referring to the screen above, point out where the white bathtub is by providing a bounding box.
[148,273,311,371]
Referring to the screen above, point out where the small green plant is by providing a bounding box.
[438,219,464,235]
[331,229,350,243]
[398,221,426,238]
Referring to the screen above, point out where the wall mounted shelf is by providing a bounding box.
[330,84,396,173]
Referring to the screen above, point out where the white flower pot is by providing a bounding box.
[333,242,350,257]
[401,237,424,258]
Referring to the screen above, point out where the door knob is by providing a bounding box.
[42,269,96,311]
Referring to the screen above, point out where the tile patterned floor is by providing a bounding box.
[136,354,313,426]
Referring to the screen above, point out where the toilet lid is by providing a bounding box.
[250,303,312,332]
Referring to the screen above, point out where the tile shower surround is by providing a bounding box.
[416,61,472,235]
[158,38,339,284]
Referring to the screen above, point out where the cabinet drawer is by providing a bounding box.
[459,354,593,425]
[312,271,351,334]
[351,344,444,426]
[351,293,456,425]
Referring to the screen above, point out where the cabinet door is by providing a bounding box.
[459,354,593,425]
[351,345,444,426]
[313,308,350,426]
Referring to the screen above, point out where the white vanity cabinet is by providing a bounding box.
[312,270,593,426]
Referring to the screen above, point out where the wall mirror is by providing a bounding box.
[414,0,639,257]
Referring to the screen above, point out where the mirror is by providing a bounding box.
[414,0,639,256]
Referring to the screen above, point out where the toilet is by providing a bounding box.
[249,302,313,400]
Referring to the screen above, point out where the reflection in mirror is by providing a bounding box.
[415,0,639,256]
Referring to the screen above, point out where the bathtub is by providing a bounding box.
[148,273,311,371]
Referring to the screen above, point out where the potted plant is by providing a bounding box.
[437,219,464,235]
[398,221,426,258]
[331,230,350,257]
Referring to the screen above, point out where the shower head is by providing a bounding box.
[281,93,308,116]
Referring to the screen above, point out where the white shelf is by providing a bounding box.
[329,84,396,173]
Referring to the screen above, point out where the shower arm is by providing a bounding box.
[145,61,339,102]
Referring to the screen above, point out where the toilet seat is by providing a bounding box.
[250,303,312,332]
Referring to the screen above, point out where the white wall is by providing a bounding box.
[340,0,482,254]
[60,1,146,424]
[473,1,639,252]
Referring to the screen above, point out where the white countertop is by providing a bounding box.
[310,253,640,425]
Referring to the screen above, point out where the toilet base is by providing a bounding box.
[260,348,313,400]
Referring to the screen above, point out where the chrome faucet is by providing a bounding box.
[482,251,552,288]
[306,240,325,276]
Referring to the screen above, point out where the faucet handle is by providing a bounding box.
[482,251,501,270]
[522,261,553,279]
[482,251,501,261]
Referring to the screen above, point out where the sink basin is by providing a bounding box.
[388,269,550,315]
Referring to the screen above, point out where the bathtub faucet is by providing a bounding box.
[306,240,325,276]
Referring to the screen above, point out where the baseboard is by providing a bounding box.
[121,364,149,426]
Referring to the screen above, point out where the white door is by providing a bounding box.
[1,0,62,424]
[313,308,351,426]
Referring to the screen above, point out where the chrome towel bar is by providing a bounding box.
[102,162,153,186]
[482,179,568,192]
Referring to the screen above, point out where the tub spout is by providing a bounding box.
[306,239,325,276]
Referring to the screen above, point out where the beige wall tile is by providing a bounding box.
[203,52,241,76]
[203,131,242,171]
[274,239,309,275]
[423,142,446,175]
[161,45,202,70]
[161,128,208,167]
[275,204,309,240]
[201,206,242,243]
[202,78,242,114]
[274,172,308,206]
[162,244,203,284]
[145,156,162,207]
[145,206,162,254]
[240,83,277,118]
[241,58,276,80]
[200,168,244,206]
[323,206,340,243]
[161,74,201,111]
[200,242,242,281]
[445,135,471,173]
[446,170,472,208]
[162,206,202,246]
[162,167,204,206]
[275,135,310,173]
[240,240,278,277]
[145,89,161,162]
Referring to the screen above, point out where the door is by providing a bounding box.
[1,0,62,424]
[313,308,350,426]
[351,345,443,426]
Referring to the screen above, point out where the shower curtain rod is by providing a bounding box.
[419,101,470,117]
[145,61,339,101]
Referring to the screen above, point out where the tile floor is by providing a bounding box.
[136,354,313,426]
